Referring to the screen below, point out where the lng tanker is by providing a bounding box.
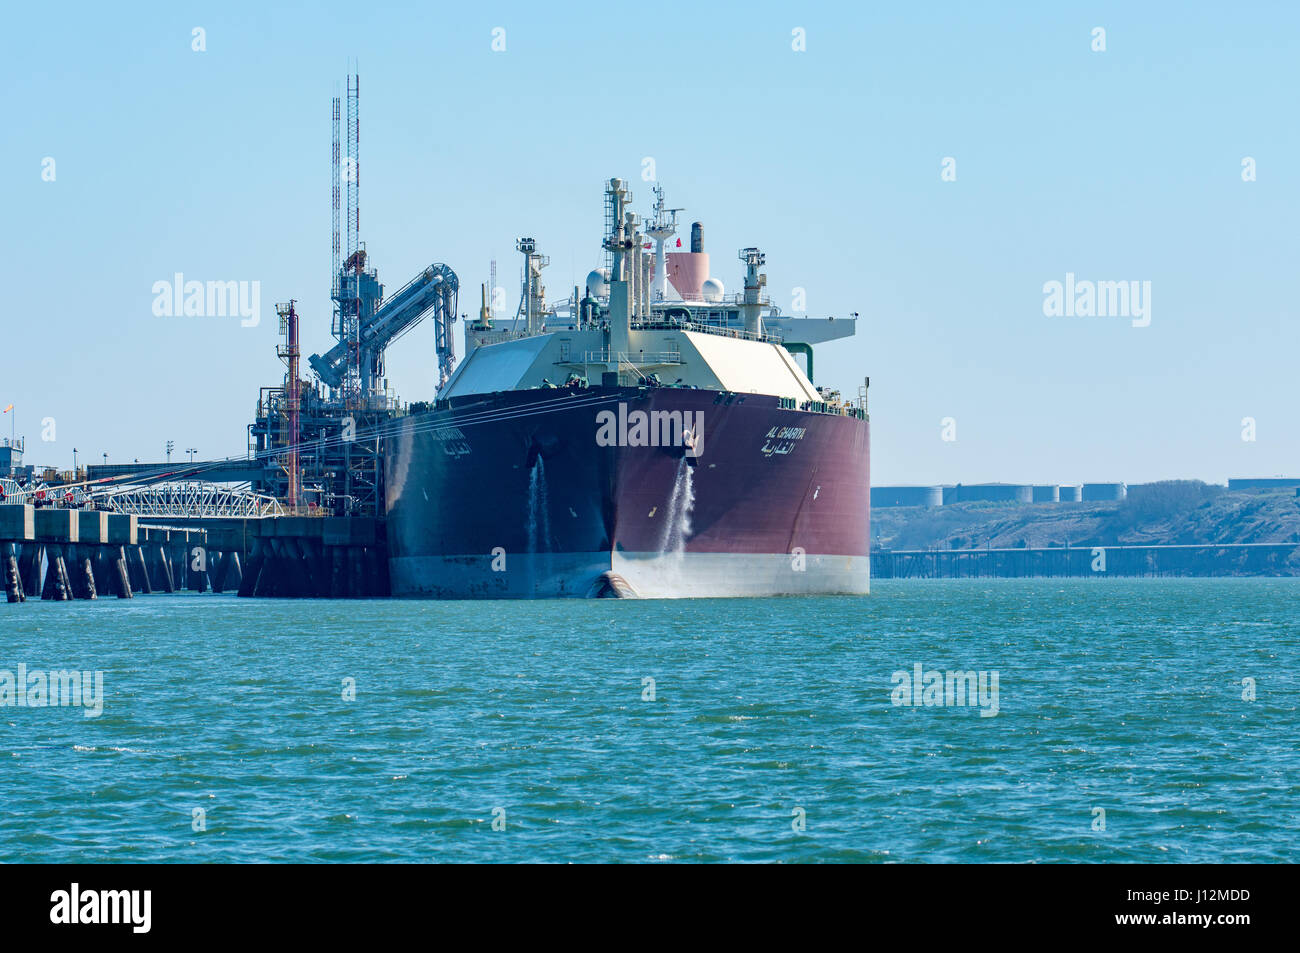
[383,179,869,598]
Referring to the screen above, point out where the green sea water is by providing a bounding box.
[1,578,1296,863]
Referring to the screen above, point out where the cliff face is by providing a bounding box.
[873,484,1300,552]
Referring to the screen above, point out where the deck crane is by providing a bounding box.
[311,75,461,400]
[243,74,464,518]
[309,261,460,397]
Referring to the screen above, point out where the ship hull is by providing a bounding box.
[383,386,869,598]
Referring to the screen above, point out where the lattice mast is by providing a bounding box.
[329,74,364,406]
[344,74,361,406]
[275,301,301,509]
[346,75,360,273]
[331,94,341,307]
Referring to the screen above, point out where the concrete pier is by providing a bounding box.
[0,505,218,604]
[2,505,387,603]
[233,516,388,598]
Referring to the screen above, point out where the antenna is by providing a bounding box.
[342,73,362,405]
[345,73,360,266]
[646,184,681,301]
[331,92,341,312]
[325,72,368,406]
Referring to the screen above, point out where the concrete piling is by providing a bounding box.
[104,514,138,599]
[126,545,147,593]
[237,537,265,597]
[72,548,98,600]
[3,542,24,603]
[111,546,133,599]
[140,529,175,593]
[170,537,188,591]
[223,551,243,592]
[19,545,42,598]
[75,512,109,600]
[34,510,77,602]
[91,546,112,596]
[39,548,73,601]
[173,531,206,592]
[209,551,226,593]
[155,543,176,593]
[132,545,153,595]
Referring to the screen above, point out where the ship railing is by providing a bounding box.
[626,351,685,365]
[797,397,868,420]
[667,292,780,311]
[674,319,783,344]
[476,327,570,345]
[275,503,329,517]
[632,316,783,343]
[576,350,685,367]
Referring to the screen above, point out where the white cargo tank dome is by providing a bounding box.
[701,277,725,303]
[585,268,610,298]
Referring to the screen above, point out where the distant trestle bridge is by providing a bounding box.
[872,543,1300,578]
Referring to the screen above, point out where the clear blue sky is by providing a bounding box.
[4,1,1297,485]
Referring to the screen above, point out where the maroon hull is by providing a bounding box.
[384,385,870,598]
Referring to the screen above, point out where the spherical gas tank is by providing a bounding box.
[585,268,610,299]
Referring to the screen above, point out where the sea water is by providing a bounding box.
[1,578,1296,862]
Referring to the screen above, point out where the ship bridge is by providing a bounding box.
[444,176,857,406]
[439,326,823,404]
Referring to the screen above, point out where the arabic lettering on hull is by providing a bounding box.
[760,424,807,458]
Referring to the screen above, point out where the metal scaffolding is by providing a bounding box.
[96,482,285,519]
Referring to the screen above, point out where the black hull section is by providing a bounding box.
[383,386,870,598]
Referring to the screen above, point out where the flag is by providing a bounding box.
[1,404,11,414]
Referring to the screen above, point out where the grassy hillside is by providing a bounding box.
[872,483,1300,551]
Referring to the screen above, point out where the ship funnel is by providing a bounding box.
[667,220,710,300]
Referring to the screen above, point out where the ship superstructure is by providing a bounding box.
[451,179,856,404]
